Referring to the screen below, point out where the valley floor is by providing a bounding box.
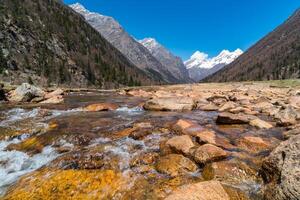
[0,80,300,199]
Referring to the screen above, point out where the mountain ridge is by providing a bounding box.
[70,3,186,83]
[205,8,300,82]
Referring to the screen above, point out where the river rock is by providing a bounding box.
[164,181,230,200]
[40,95,64,104]
[236,136,271,154]
[84,103,119,112]
[44,88,64,99]
[166,135,195,155]
[194,130,235,149]
[274,106,300,126]
[202,160,259,186]
[143,97,195,111]
[261,134,300,200]
[155,154,198,177]
[216,112,255,124]
[198,103,219,111]
[249,118,273,129]
[282,128,300,139]
[193,144,227,165]
[9,83,45,102]
[219,101,238,112]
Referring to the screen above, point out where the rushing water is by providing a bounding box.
[0,91,283,198]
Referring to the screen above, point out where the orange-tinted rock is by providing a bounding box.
[4,169,127,200]
[84,103,118,112]
[165,181,230,200]
[216,112,256,124]
[44,88,64,99]
[155,154,198,177]
[236,136,271,154]
[193,144,227,165]
[249,118,273,129]
[166,135,195,155]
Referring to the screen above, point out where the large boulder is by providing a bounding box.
[166,135,195,155]
[44,88,64,99]
[155,154,198,177]
[143,97,195,111]
[164,181,230,200]
[261,135,300,200]
[192,144,227,165]
[9,83,45,102]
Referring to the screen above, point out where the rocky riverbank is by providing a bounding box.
[0,81,299,199]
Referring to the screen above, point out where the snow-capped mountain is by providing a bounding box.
[70,3,181,83]
[139,38,190,82]
[184,49,243,81]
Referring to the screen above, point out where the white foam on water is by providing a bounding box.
[0,108,40,127]
[116,106,144,115]
[0,137,59,196]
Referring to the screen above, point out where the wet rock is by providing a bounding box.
[8,83,45,102]
[219,101,238,112]
[130,152,159,167]
[274,106,300,126]
[261,135,300,200]
[222,185,251,200]
[165,181,230,200]
[4,169,127,200]
[236,136,271,154]
[249,118,273,129]
[229,107,256,115]
[84,103,119,112]
[282,128,300,139]
[166,135,195,155]
[198,103,219,111]
[202,160,259,186]
[194,130,235,149]
[143,97,195,111]
[40,95,64,104]
[216,112,256,124]
[155,154,198,177]
[129,128,152,140]
[193,144,227,165]
[44,88,64,99]
[6,137,44,155]
[172,119,205,135]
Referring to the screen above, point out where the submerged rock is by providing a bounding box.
[155,154,198,177]
[261,134,300,200]
[3,169,127,200]
[143,97,195,111]
[236,136,271,154]
[165,181,230,200]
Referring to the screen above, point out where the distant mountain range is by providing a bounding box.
[70,3,190,83]
[184,49,243,81]
[139,38,191,82]
[205,8,300,82]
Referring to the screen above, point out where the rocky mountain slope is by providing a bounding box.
[0,0,158,88]
[205,8,300,82]
[70,3,181,83]
[139,38,191,83]
[185,49,243,81]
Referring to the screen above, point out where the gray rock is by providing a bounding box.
[261,134,300,200]
[143,97,195,111]
[9,83,45,102]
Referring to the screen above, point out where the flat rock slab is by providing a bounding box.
[143,97,195,111]
[165,181,230,200]
[216,112,256,124]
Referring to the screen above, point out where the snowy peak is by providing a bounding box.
[139,38,161,52]
[185,49,243,69]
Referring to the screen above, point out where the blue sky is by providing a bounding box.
[64,0,299,60]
